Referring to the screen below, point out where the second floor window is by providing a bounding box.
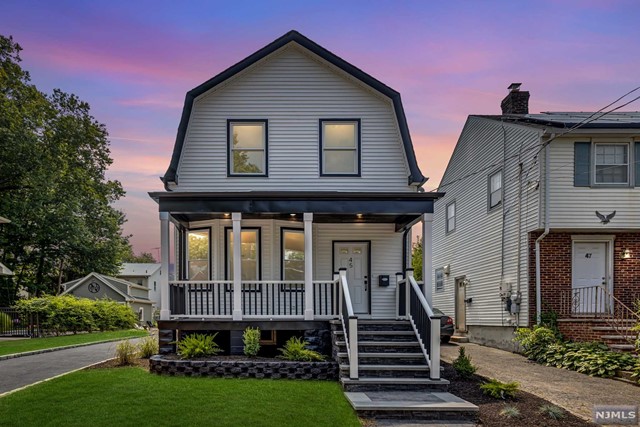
[228,120,267,176]
[446,201,456,233]
[489,170,502,209]
[320,119,360,175]
[594,143,628,184]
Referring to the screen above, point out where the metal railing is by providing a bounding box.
[401,270,441,380]
[0,308,39,337]
[559,285,613,317]
[169,280,337,318]
[597,285,640,344]
[337,268,358,379]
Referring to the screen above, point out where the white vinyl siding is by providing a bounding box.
[548,138,640,228]
[433,117,541,327]
[175,45,412,192]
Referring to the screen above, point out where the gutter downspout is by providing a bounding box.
[534,134,552,324]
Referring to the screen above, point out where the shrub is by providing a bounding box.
[116,340,138,366]
[631,359,640,384]
[0,312,12,332]
[92,299,136,331]
[513,326,558,362]
[452,347,477,379]
[499,405,520,419]
[177,333,222,359]
[539,404,566,420]
[278,337,324,361]
[480,378,519,399]
[243,327,261,357]
[138,335,158,358]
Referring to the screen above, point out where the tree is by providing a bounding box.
[0,35,130,304]
[122,248,157,263]
[411,236,423,281]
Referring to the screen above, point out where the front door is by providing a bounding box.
[572,241,608,314]
[455,277,467,332]
[334,242,369,314]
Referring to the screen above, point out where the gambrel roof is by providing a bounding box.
[162,30,426,189]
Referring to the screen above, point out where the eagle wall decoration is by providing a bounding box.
[595,211,616,224]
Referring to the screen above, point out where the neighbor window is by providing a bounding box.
[594,143,629,184]
[228,121,267,175]
[187,229,209,280]
[489,170,502,209]
[435,268,444,292]
[320,120,360,175]
[446,201,456,233]
[226,229,260,280]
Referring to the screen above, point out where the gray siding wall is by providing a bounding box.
[432,117,541,327]
[175,45,413,192]
[69,281,125,302]
[548,137,640,229]
[129,286,150,299]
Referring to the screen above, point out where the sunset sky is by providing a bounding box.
[2,0,639,255]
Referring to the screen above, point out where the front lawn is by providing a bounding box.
[0,330,148,356]
[0,367,360,427]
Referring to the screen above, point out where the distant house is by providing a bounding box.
[433,84,640,351]
[61,272,153,324]
[118,263,162,308]
[0,216,13,276]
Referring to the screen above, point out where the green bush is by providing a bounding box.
[513,326,558,362]
[177,333,222,359]
[116,340,138,366]
[278,337,324,362]
[499,405,520,419]
[480,378,519,399]
[538,404,566,420]
[243,327,261,357]
[631,360,640,384]
[452,347,477,379]
[138,335,158,358]
[92,299,136,331]
[0,312,12,332]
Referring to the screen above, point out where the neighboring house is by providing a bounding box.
[149,30,449,394]
[118,263,162,308]
[433,83,640,350]
[0,216,13,276]
[61,272,153,324]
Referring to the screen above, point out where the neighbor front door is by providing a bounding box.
[334,242,369,314]
[455,277,467,332]
[572,241,609,314]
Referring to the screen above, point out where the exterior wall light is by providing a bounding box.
[620,249,632,259]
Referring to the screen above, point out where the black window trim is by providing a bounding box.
[319,118,362,177]
[280,227,305,292]
[487,168,503,212]
[227,119,268,177]
[223,226,262,292]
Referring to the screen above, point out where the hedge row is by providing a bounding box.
[15,295,136,335]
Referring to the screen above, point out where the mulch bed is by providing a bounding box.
[88,358,150,370]
[442,362,594,426]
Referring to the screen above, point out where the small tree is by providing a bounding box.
[411,236,423,281]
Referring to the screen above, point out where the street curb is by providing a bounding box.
[0,357,116,398]
[0,335,148,361]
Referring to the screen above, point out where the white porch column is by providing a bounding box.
[232,212,242,320]
[304,213,314,320]
[159,212,171,320]
[422,213,434,307]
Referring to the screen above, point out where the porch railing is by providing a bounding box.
[559,285,613,317]
[399,271,441,380]
[595,285,640,344]
[337,268,358,379]
[169,280,338,318]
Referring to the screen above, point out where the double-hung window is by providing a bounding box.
[446,201,456,233]
[320,119,360,175]
[594,143,629,184]
[488,170,502,209]
[281,228,304,291]
[228,120,267,176]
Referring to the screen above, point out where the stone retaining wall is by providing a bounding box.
[150,355,339,380]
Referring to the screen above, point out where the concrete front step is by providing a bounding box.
[344,390,478,421]
[608,344,636,351]
[600,335,637,340]
[450,335,469,344]
[340,377,450,392]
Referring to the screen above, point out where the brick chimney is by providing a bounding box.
[500,83,530,114]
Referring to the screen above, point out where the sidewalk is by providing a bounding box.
[0,338,142,395]
[441,343,639,421]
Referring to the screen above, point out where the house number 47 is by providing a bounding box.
[585,253,592,258]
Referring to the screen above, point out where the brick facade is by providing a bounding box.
[528,231,640,340]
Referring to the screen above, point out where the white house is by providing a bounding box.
[118,263,162,308]
[148,31,467,414]
[432,83,640,350]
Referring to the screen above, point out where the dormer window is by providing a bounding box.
[320,119,361,176]
[228,120,267,176]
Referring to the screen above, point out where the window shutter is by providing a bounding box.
[574,142,591,187]
[635,142,640,187]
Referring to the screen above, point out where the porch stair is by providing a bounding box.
[559,318,638,353]
[331,320,478,421]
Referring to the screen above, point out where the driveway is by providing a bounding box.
[0,339,141,395]
[441,342,639,421]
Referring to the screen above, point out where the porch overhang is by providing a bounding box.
[148,191,443,231]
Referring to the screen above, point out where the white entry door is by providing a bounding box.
[572,241,608,314]
[334,242,369,314]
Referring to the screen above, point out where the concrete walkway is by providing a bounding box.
[441,343,639,421]
[0,339,140,395]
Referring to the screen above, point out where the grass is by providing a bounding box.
[0,330,148,356]
[0,367,360,427]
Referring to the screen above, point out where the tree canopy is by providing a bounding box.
[411,235,423,281]
[0,35,130,304]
